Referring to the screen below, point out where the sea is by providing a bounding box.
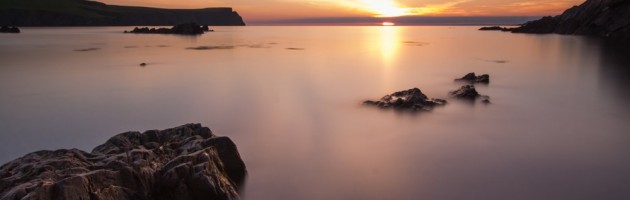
[1,26,629,200]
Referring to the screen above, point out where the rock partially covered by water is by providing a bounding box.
[0,123,246,200]
[449,85,491,103]
[455,72,490,84]
[124,23,211,35]
[364,88,447,111]
[0,26,20,33]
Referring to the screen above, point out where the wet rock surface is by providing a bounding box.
[125,23,212,35]
[364,88,447,111]
[0,123,246,200]
[0,26,20,33]
[456,72,490,84]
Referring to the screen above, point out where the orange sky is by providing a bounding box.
[99,0,586,21]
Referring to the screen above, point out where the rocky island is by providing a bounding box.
[480,0,630,38]
[0,0,245,26]
[0,124,246,200]
[125,23,212,35]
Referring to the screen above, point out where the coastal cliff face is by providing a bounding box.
[512,0,630,37]
[0,124,247,200]
[0,0,245,26]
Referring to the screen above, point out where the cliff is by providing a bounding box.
[0,0,245,26]
[0,124,247,200]
[511,0,630,38]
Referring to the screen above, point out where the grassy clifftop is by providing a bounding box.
[0,0,246,26]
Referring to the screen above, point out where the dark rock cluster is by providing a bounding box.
[0,26,20,33]
[451,73,492,103]
[364,72,495,111]
[455,72,490,84]
[364,88,447,111]
[125,23,213,35]
[481,0,630,38]
[0,124,246,200]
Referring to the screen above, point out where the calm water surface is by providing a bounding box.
[1,26,630,200]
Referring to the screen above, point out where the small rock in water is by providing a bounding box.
[449,85,492,102]
[364,88,447,111]
[455,72,490,84]
[482,98,491,104]
[140,62,147,66]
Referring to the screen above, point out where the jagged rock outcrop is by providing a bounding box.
[507,0,630,37]
[125,23,211,35]
[0,26,19,33]
[0,0,245,26]
[364,88,447,111]
[455,73,490,84]
[0,124,247,200]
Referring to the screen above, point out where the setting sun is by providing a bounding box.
[382,22,395,26]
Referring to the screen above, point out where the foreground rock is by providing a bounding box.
[455,72,490,84]
[449,85,491,103]
[0,124,246,200]
[0,26,19,33]
[364,88,447,111]
[125,23,212,35]
[486,0,630,38]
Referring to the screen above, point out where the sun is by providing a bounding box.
[360,0,410,17]
[382,22,395,26]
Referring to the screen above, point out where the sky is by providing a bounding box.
[99,0,586,22]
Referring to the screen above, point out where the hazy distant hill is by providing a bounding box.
[0,0,245,26]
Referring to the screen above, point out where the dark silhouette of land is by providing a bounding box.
[481,0,630,38]
[0,0,245,26]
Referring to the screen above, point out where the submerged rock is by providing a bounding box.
[455,72,490,84]
[124,23,211,35]
[0,124,247,200]
[364,88,447,111]
[449,85,491,103]
[0,26,20,33]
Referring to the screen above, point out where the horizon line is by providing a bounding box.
[247,16,544,26]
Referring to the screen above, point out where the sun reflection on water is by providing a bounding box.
[379,26,401,67]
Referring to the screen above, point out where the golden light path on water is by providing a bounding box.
[378,26,401,87]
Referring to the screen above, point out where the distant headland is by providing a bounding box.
[481,0,630,38]
[0,0,245,26]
